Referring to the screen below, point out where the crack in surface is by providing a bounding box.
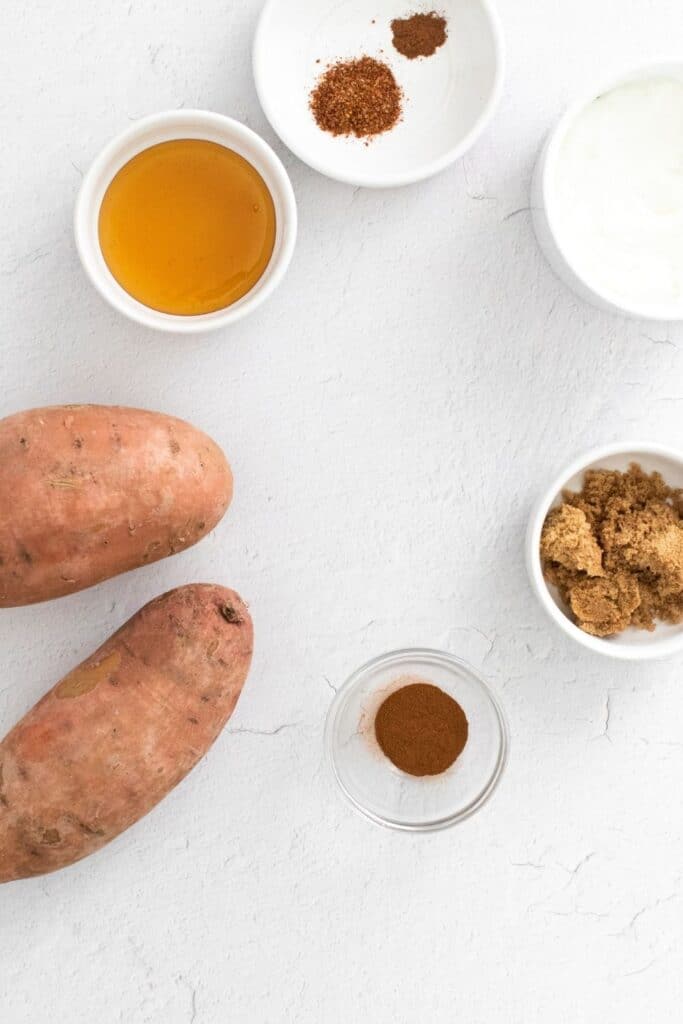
[613,894,678,936]
[602,691,614,742]
[591,690,615,743]
[2,247,51,276]
[525,852,598,915]
[503,206,538,221]
[621,954,665,978]
[227,722,302,737]
[179,977,198,1024]
[563,852,596,879]
[642,332,678,349]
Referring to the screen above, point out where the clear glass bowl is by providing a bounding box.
[325,648,508,832]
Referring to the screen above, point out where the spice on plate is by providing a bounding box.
[541,464,683,637]
[374,680,468,776]
[309,56,403,139]
[391,11,448,59]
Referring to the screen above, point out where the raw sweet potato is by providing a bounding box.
[0,584,253,882]
[0,405,232,607]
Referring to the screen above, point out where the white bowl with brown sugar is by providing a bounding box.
[527,443,683,660]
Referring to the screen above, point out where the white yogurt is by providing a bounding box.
[552,77,683,310]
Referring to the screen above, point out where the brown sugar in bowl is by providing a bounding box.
[527,442,683,660]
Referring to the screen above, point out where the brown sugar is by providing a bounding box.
[541,464,683,636]
[569,574,641,638]
[309,56,403,139]
[541,505,604,577]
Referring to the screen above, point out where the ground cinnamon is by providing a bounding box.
[391,11,448,59]
[309,56,403,139]
[374,680,468,776]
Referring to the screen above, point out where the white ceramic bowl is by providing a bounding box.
[532,60,683,322]
[75,110,297,333]
[527,443,683,660]
[253,0,504,188]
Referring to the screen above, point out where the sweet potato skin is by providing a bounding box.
[0,405,232,607]
[0,584,253,882]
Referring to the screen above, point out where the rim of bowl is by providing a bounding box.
[324,647,509,832]
[74,109,298,333]
[252,0,506,189]
[526,441,683,660]
[539,59,683,322]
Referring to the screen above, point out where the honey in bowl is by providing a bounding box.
[98,140,276,316]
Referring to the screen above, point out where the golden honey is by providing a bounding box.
[98,140,276,316]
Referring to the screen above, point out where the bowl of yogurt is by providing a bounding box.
[532,61,683,321]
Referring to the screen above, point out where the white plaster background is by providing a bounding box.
[1,1,682,1021]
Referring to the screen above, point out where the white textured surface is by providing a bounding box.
[1,1,682,1021]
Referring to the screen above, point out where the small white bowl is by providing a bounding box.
[531,60,683,322]
[527,443,683,660]
[253,0,504,188]
[75,110,297,333]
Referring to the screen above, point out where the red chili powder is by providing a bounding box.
[309,56,403,139]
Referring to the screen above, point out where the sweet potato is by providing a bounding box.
[0,584,252,882]
[0,405,232,607]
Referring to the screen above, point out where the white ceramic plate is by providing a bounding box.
[253,0,504,188]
